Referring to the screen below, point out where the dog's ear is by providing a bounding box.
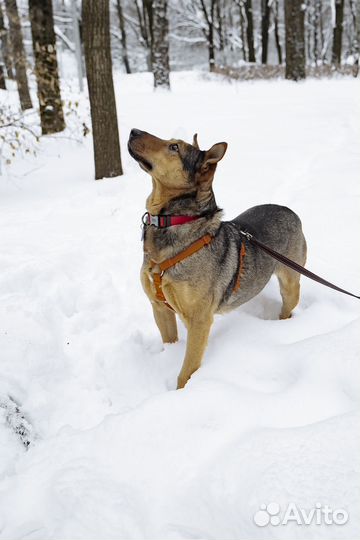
[192,133,199,149]
[201,142,227,172]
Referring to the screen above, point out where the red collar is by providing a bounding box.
[142,212,201,228]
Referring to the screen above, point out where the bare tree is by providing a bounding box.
[0,62,5,88]
[4,0,32,110]
[332,0,344,65]
[215,0,225,52]
[350,0,359,74]
[134,0,154,70]
[313,0,321,64]
[238,0,247,59]
[82,0,123,179]
[261,0,271,63]
[29,0,65,135]
[199,0,216,71]
[115,0,131,74]
[273,0,282,64]
[152,0,170,88]
[0,1,14,79]
[285,0,306,80]
[244,0,255,62]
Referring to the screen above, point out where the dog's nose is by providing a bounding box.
[130,128,143,139]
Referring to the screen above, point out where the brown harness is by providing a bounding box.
[149,233,247,310]
[145,217,359,311]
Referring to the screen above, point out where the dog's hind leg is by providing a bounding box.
[152,302,178,343]
[276,266,301,320]
[275,234,306,319]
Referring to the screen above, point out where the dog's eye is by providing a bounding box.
[169,143,179,152]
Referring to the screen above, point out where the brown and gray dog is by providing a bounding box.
[128,129,307,389]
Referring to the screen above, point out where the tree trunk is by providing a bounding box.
[82,0,123,179]
[261,0,271,64]
[273,0,282,64]
[319,0,325,61]
[305,0,312,63]
[0,2,14,79]
[350,0,359,75]
[284,0,306,80]
[239,2,247,61]
[152,0,170,89]
[332,0,344,65]
[71,0,84,91]
[29,0,65,135]
[200,0,216,71]
[116,0,131,74]
[215,0,224,51]
[244,0,255,62]
[4,0,32,110]
[144,0,154,68]
[0,63,5,88]
[313,0,320,65]
[208,22,215,70]
[134,0,152,70]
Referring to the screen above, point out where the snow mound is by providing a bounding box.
[0,72,359,539]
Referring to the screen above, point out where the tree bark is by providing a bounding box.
[152,0,170,89]
[244,0,255,62]
[4,0,32,109]
[0,2,14,79]
[239,2,247,61]
[284,0,306,80]
[215,0,224,52]
[82,0,123,179]
[313,0,320,65]
[29,0,65,135]
[273,0,282,64]
[351,0,359,75]
[71,0,84,91]
[115,0,131,74]
[200,0,216,71]
[134,0,152,70]
[0,63,5,88]
[332,0,344,65]
[261,0,271,64]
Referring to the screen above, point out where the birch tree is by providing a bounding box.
[4,0,32,109]
[152,0,170,88]
[29,0,65,135]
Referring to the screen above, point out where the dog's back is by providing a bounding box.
[218,204,307,316]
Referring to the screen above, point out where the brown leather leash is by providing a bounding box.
[240,230,360,300]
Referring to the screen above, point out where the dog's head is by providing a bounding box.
[128,129,227,195]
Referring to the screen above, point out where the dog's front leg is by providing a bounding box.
[177,314,213,389]
[152,302,178,344]
[141,269,178,344]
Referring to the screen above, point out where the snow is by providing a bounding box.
[1,71,360,539]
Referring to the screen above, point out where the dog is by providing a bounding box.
[128,129,307,389]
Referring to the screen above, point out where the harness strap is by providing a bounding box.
[150,234,213,309]
[233,239,246,293]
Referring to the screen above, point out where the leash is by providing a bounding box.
[240,230,360,300]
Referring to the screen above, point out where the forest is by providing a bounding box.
[0,0,359,177]
[0,3,359,540]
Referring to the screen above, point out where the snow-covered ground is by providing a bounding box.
[0,72,359,540]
